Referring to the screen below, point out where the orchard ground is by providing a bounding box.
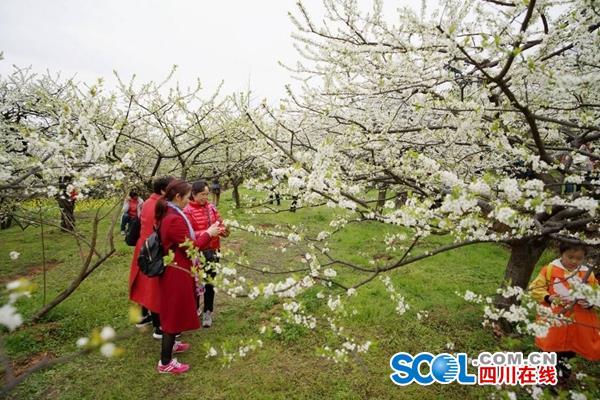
[1,190,599,399]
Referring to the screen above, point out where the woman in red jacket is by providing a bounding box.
[129,176,174,338]
[155,180,221,374]
[184,180,228,327]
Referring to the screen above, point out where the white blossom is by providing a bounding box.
[207,347,218,357]
[100,326,116,341]
[0,304,23,331]
[100,342,116,358]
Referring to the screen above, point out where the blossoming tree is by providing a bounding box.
[239,0,599,312]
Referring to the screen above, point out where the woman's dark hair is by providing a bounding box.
[129,190,138,198]
[152,176,175,195]
[191,180,209,195]
[559,242,588,255]
[155,180,191,221]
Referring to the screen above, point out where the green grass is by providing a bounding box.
[1,191,598,399]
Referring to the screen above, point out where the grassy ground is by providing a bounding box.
[1,192,598,399]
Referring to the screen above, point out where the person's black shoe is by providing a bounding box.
[135,314,152,328]
[152,327,163,340]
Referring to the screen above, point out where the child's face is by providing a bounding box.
[561,249,586,270]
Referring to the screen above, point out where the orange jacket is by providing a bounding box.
[530,260,600,360]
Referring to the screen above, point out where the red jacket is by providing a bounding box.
[158,206,212,334]
[184,200,222,250]
[129,193,161,312]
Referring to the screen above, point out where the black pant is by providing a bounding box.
[141,306,161,329]
[160,332,181,365]
[202,250,219,312]
[120,214,135,232]
[556,351,575,382]
[269,192,281,206]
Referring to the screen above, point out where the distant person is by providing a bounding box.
[210,176,221,206]
[121,191,143,235]
[129,177,174,338]
[154,180,222,374]
[184,180,229,328]
[528,242,600,385]
[269,189,281,206]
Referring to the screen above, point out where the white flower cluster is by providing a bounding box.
[76,326,122,358]
[416,311,429,321]
[327,295,343,312]
[380,276,409,315]
[319,339,372,364]
[281,300,317,330]
[569,277,600,307]
[498,178,522,203]
[207,338,263,366]
[468,180,491,197]
[570,197,598,217]
[457,290,485,304]
[316,231,330,241]
[287,233,301,243]
[0,278,34,332]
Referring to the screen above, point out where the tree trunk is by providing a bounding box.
[232,182,241,209]
[376,188,387,211]
[394,191,406,209]
[494,237,549,330]
[0,211,13,230]
[56,197,75,231]
[31,250,114,321]
[0,198,14,230]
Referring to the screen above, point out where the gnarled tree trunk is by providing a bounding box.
[494,237,550,331]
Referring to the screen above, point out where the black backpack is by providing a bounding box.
[137,227,166,277]
[125,217,141,246]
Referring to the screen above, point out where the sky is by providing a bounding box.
[0,0,414,104]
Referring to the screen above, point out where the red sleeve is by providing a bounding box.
[183,206,198,230]
[165,215,190,247]
[193,231,212,250]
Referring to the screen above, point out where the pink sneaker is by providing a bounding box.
[173,341,190,354]
[157,358,189,374]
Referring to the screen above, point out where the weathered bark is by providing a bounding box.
[0,198,15,230]
[0,212,13,230]
[376,188,387,211]
[56,176,75,231]
[494,237,550,331]
[394,191,406,209]
[232,181,241,209]
[56,196,75,231]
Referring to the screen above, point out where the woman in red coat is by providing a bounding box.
[129,176,174,338]
[184,180,228,327]
[155,180,221,374]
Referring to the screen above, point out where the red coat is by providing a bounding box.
[184,200,222,250]
[158,206,212,334]
[129,193,161,312]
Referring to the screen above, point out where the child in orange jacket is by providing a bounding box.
[529,243,599,383]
